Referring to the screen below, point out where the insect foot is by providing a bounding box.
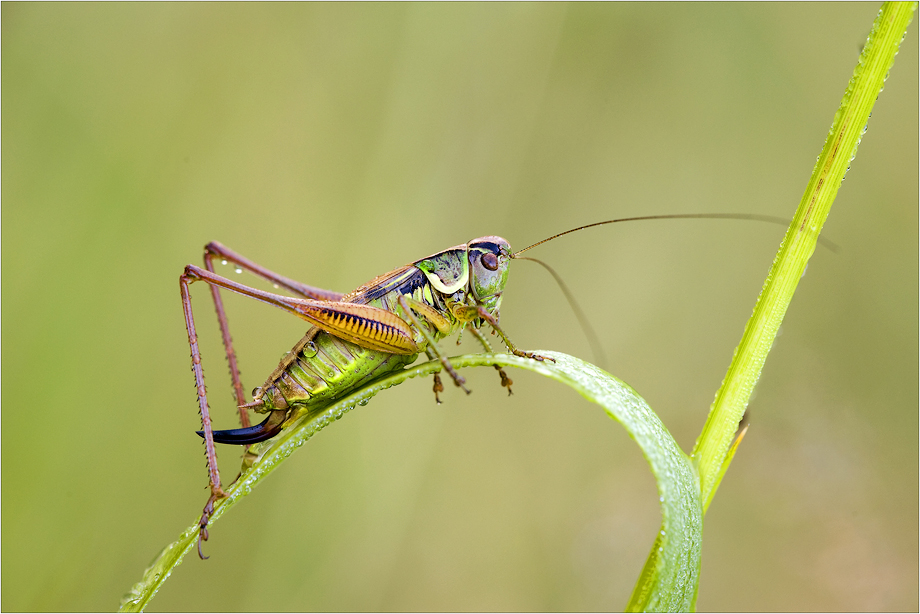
[494,364,514,395]
[432,373,444,404]
[439,358,471,395]
[197,491,223,560]
[514,349,556,363]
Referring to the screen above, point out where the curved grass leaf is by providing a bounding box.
[121,352,701,612]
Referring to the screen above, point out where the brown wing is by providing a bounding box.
[286,299,419,354]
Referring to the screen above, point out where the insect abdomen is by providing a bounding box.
[258,328,419,412]
[254,277,452,414]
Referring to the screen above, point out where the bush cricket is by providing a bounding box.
[180,212,820,557]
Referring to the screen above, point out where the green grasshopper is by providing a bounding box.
[180,212,802,557]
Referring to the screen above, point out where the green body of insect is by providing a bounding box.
[207,236,528,446]
[180,235,539,556]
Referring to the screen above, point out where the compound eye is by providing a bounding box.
[481,252,499,271]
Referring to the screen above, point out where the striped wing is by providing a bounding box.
[291,300,419,354]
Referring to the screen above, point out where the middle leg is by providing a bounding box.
[469,326,514,395]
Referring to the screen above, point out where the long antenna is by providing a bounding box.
[516,256,608,368]
[512,213,839,257]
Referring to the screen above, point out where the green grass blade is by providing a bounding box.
[121,352,702,612]
[691,1,917,507]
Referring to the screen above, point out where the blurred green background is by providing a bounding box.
[3,3,916,611]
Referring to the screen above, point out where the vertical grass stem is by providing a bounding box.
[691,1,916,507]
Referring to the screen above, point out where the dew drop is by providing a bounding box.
[303,341,318,358]
[234,267,242,274]
[221,259,228,266]
[358,399,369,407]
